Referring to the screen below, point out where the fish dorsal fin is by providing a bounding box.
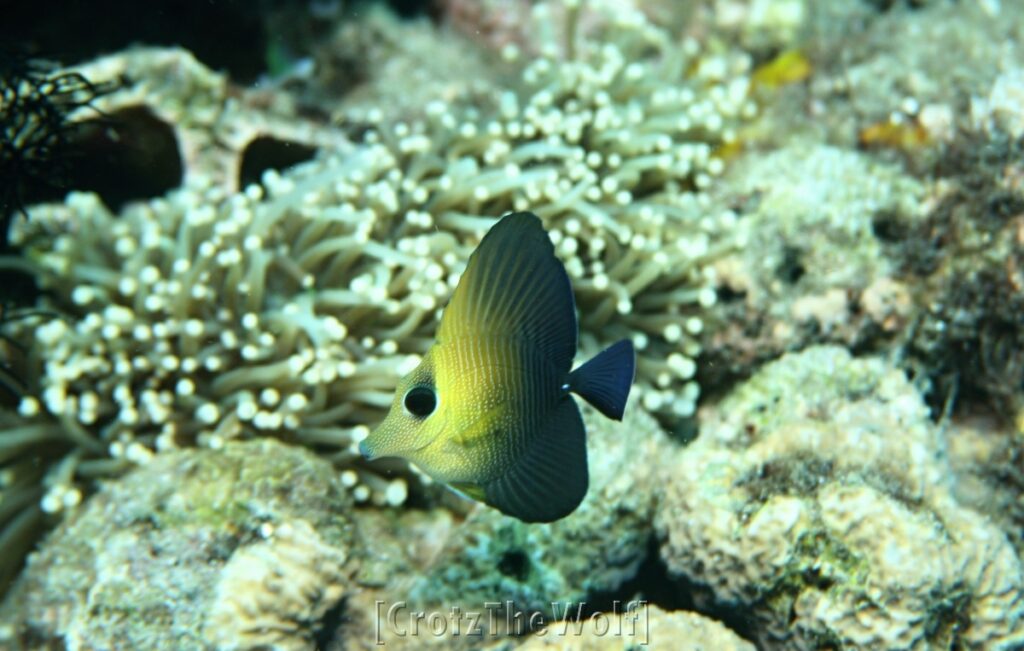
[438,212,577,373]
[482,398,588,522]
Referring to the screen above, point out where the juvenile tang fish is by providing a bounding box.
[359,212,635,522]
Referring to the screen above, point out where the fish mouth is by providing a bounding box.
[358,439,373,460]
[359,411,447,462]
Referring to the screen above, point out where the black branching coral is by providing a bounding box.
[0,52,117,250]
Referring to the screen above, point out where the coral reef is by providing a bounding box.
[700,143,924,390]
[657,346,1024,649]
[828,0,1022,135]
[945,415,1024,554]
[204,518,349,651]
[973,68,1024,139]
[0,438,357,650]
[705,0,808,54]
[311,6,500,128]
[514,604,756,650]
[64,47,346,195]
[315,405,671,650]
[892,132,1024,420]
[0,407,724,651]
[0,0,752,591]
[3,0,1024,648]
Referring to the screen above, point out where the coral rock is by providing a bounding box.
[656,345,1024,649]
[0,439,357,650]
[514,604,755,651]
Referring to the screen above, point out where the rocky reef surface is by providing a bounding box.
[658,345,1024,649]
[2,0,1024,649]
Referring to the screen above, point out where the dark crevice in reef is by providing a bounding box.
[2,66,182,219]
[313,595,351,650]
[864,0,935,11]
[12,104,183,213]
[497,549,532,583]
[376,0,438,19]
[882,133,1024,421]
[58,106,183,212]
[239,136,319,190]
[775,245,807,285]
[578,536,759,646]
[1,52,120,305]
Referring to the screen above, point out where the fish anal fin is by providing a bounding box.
[483,399,588,523]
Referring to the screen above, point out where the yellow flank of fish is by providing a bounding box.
[359,212,637,523]
[858,117,930,151]
[752,49,813,89]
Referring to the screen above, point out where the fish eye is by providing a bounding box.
[403,385,437,418]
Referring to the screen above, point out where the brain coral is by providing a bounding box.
[0,438,356,650]
[656,345,1024,650]
[0,0,752,579]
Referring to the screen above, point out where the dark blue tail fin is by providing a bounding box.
[567,339,635,421]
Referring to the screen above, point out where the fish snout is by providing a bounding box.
[358,439,374,460]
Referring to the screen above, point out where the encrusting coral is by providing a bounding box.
[0,0,752,587]
[0,438,357,650]
[513,604,756,651]
[657,345,1024,650]
[699,143,925,386]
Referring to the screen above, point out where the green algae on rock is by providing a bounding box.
[657,346,1024,650]
[0,439,357,650]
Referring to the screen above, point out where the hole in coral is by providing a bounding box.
[238,136,318,190]
[497,550,531,582]
[715,285,746,304]
[313,595,350,649]
[775,245,806,284]
[870,210,908,242]
[32,105,183,212]
[579,537,759,646]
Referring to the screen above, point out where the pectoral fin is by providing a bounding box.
[449,482,486,502]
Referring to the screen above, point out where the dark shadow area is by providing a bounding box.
[15,105,184,213]
[239,136,318,190]
[313,595,351,650]
[575,536,759,645]
[0,0,270,82]
[0,271,39,309]
[63,106,183,211]
[0,0,441,85]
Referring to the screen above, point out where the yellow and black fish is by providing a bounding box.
[360,212,635,522]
